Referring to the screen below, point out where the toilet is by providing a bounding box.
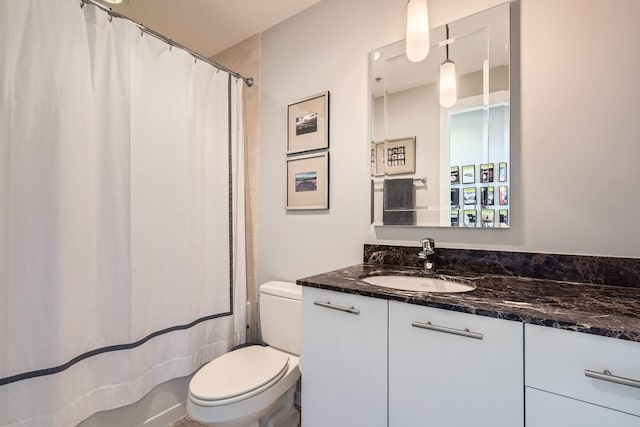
[187,281,302,427]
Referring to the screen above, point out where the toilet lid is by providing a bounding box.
[189,346,290,402]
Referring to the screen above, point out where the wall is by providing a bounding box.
[259,0,640,286]
[213,34,262,342]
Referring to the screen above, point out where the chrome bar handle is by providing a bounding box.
[584,369,640,389]
[314,301,360,315]
[411,321,483,340]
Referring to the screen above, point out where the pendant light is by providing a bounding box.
[439,24,457,108]
[406,0,430,62]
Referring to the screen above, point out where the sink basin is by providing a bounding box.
[361,275,475,293]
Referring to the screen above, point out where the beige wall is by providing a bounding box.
[212,34,261,342]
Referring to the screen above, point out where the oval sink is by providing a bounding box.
[361,275,474,293]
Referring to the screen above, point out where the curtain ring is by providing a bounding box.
[80,1,84,9]
[108,14,113,23]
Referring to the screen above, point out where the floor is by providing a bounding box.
[169,416,207,427]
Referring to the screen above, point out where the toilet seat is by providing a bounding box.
[189,346,290,407]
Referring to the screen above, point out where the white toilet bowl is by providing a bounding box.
[187,281,302,427]
[187,346,300,427]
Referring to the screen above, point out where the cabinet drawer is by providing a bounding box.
[525,324,640,416]
[526,387,640,426]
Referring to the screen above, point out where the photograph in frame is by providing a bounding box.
[286,152,329,210]
[287,92,329,154]
[463,187,477,205]
[499,185,509,205]
[384,137,416,175]
[451,209,460,227]
[462,165,475,184]
[499,209,509,227]
[499,162,508,182]
[481,186,494,206]
[480,163,494,183]
[481,209,495,228]
[450,166,460,184]
[371,141,385,176]
[464,209,477,227]
[451,188,460,207]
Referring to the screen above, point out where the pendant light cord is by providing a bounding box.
[445,24,450,61]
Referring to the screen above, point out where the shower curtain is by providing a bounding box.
[0,1,246,426]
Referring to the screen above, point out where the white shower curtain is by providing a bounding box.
[0,1,246,426]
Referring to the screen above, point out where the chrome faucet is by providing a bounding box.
[417,237,436,272]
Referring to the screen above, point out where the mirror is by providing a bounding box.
[369,3,511,228]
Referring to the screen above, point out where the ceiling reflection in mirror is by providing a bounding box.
[370,3,510,228]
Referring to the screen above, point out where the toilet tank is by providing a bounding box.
[259,281,302,356]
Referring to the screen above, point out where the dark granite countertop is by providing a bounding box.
[297,263,640,342]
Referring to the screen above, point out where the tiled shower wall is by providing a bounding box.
[212,34,261,342]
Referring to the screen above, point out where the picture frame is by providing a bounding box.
[384,137,416,175]
[450,166,460,184]
[451,188,460,207]
[371,141,385,176]
[463,187,477,205]
[480,163,494,183]
[499,209,509,227]
[481,209,495,228]
[499,185,509,205]
[464,209,477,227]
[287,91,329,154]
[498,162,508,182]
[462,165,475,184]
[286,151,329,210]
[481,186,495,206]
[450,209,460,227]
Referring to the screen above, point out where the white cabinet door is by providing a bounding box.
[388,301,524,427]
[526,387,640,426]
[301,287,388,427]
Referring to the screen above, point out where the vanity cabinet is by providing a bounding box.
[301,287,388,427]
[388,301,524,427]
[525,324,640,425]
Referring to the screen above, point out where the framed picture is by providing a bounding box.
[287,91,329,154]
[481,209,495,228]
[499,162,508,182]
[384,137,416,175]
[481,186,495,206]
[450,209,460,227]
[463,209,477,227]
[499,185,509,205]
[371,141,385,176]
[463,187,477,205]
[450,188,460,207]
[286,152,329,210]
[462,165,475,184]
[480,163,494,183]
[450,166,460,184]
[499,209,509,227]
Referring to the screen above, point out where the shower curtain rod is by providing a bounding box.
[80,0,254,87]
